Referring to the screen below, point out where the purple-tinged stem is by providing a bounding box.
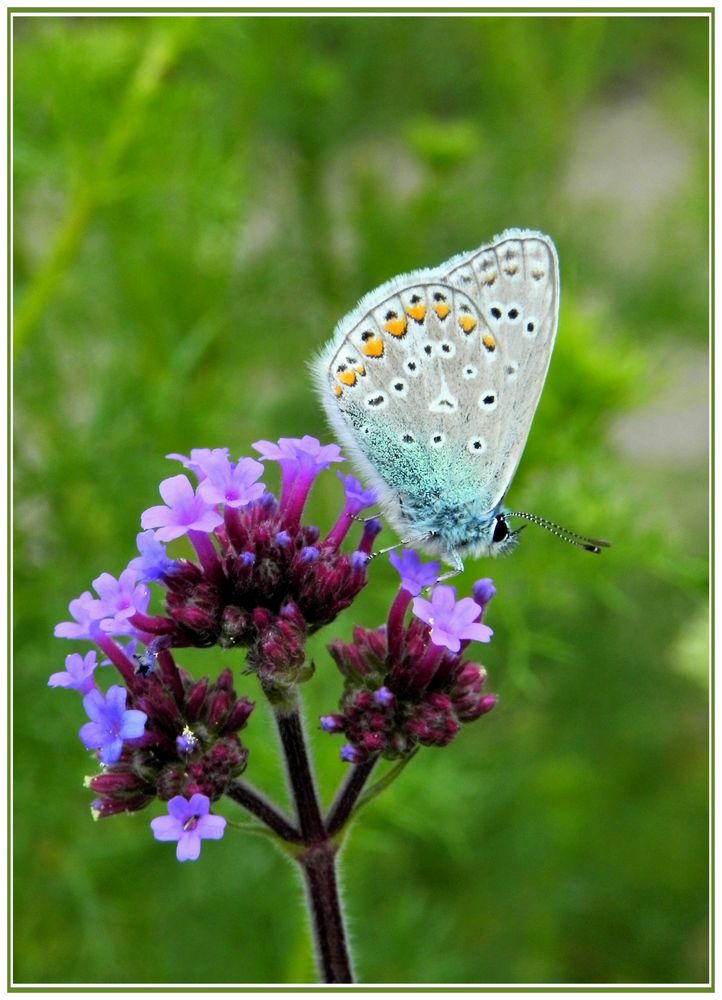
[188,530,225,585]
[386,588,412,664]
[278,462,298,508]
[227,780,302,843]
[325,756,378,837]
[300,843,353,984]
[93,633,138,689]
[324,504,354,551]
[266,686,355,981]
[356,517,382,555]
[273,700,325,843]
[282,466,318,533]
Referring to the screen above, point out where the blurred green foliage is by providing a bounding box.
[13,13,708,986]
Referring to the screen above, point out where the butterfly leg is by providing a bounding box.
[435,549,464,583]
[367,540,409,561]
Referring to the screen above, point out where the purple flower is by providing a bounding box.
[337,472,378,515]
[54,591,104,641]
[79,685,147,764]
[472,578,497,607]
[127,530,178,582]
[389,549,441,597]
[325,473,380,551]
[150,793,227,862]
[254,437,345,528]
[176,726,198,754]
[141,474,224,542]
[374,686,395,707]
[197,455,266,509]
[49,651,99,694]
[412,585,493,653]
[92,569,151,636]
[166,448,230,481]
[253,436,344,471]
[320,714,344,733]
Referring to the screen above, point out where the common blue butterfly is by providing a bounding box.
[314,229,609,572]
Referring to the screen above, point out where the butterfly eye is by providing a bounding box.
[492,516,510,544]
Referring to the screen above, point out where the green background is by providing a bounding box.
[13,12,709,986]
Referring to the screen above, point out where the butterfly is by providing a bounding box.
[313,228,609,572]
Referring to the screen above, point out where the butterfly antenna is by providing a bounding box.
[506,512,611,554]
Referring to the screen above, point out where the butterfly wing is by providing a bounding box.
[313,229,559,546]
[439,229,560,502]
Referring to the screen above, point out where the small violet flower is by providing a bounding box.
[253,435,344,471]
[79,685,147,765]
[49,650,99,694]
[92,568,151,636]
[166,447,230,481]
[127,530,178,582]
[54,591,104,641]
[141,474,224,542]
[472,578,497,608]
[150,793,227,862]
[197,455,266,509]
[412,585,493,653]
[337,472,378,515]
[389,549,441,597]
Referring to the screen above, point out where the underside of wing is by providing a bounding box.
[314,230,559,519]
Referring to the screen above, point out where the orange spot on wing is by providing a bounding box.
[459,315,477,334]
[434,303,450,320]
[406,304,426,322]
[482,334,496,352]
[334,385,343,397]
[384,317,408,338]
[338,370,358,386]
[354,364,366,376]
[362,337,385,358]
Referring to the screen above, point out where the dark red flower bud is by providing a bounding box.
[185,677,210,719]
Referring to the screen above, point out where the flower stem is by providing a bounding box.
[326,756,378,837]
[271,690,355,982]
[227,780,301,843]
[299,843,353,983]
[273,696,325,842]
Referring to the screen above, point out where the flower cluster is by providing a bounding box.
[320,551,498,762]
[52,435,499,862]
[52,437,380,859]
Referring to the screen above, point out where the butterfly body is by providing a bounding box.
[313,229,560,566]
